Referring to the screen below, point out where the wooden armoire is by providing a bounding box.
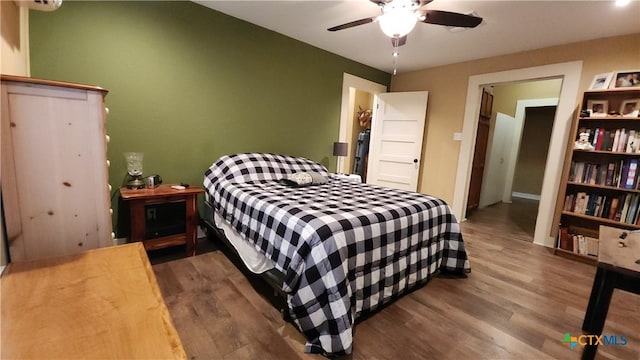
[1,75,113,261]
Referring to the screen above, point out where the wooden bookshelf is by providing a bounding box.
[554,247,598,265]
[555,87,640,263]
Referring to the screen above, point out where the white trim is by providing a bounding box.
[452,61,583,248]
[512,192,541,201]
[502,97,559,202]
[338,73,387,173]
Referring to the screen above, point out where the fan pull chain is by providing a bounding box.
[392,46,399,76]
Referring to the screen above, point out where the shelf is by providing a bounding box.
[573,149,640,156]
[579,116,640,121]
[584,88,640,94]
[554,248,597,265]
[561,211,640,230]
[567,181,640,193]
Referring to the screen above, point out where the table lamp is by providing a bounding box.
[124,152,145,189]
[333,142,348,174]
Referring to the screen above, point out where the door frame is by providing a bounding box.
[452,61,583,248]
[338,73,387,173]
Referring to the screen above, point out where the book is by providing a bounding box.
[619,194,631,223]
[586,195,597,216]
[579,235,587,255]
[593,195,604,217]
[596,129,606,150]
[606,130,615,151]
[612,129,621,152]
[615,195,624,221]
[615,159,625,187]
[627,130,637,153]
[597,165,607,186]
[620,159,631,189]
[575,162,585,183]
[605,162,615,186]
[626,194,640,224]
[608,196,620,220]
[558,226,571,251]
[617,128,627,152]
[625,159,638,189]
[585,236,599,257]
[574,192,588,214]
[564,194,575,211]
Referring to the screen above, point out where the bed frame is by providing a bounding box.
[201,200,292,321]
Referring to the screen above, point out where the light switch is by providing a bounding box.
[453,132,463,141]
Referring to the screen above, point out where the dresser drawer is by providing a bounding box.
[599,225,640,272]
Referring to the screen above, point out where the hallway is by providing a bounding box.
[462,198,539,243]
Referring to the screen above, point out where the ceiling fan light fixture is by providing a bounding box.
[378,10,418,38]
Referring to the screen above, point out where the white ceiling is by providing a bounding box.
[193,1,640,74]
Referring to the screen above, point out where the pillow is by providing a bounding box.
[204,153,330,186]
[280,171,328,187]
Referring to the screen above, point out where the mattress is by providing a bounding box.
[212,208,275,274]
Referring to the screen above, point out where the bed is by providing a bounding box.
[203,153,470,356]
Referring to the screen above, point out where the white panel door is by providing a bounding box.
[479,112,514,207]
[367,91,428,191]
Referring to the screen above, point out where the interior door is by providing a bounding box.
[367,91,428,192]
[467,88,493,213]
[479,112,514,207]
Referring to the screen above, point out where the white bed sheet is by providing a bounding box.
[213,211,276,274]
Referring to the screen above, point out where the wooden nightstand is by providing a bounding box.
[120,184,204,256]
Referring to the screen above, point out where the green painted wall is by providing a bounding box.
[29,1,390,236]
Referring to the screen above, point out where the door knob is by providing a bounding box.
[413,159,418,163]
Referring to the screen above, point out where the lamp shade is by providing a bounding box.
[333,142,348,157]
[378,10,418,38]
[123,152,144,176]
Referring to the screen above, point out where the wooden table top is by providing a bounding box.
[120,184,204,200]
[0,243,186,359]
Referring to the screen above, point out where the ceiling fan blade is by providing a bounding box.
[391,35,407,47]
[371,0,430,6]
[421,10,482,28]
[327,17,376,32]
[418,0,434,7]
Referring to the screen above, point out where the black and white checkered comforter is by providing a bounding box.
[203,153,470,356]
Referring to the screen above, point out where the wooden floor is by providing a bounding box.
[152,201,639,359]
[466,197,540,241]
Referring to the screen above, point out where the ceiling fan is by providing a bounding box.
[328,0,483,47]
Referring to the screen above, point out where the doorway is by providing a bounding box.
[476,86,561,206]
[469,80,560,240]
[451,61,583,248]
[473,103,559,239]
[338,73,387,175]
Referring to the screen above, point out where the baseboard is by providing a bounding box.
[512,192,541,201]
